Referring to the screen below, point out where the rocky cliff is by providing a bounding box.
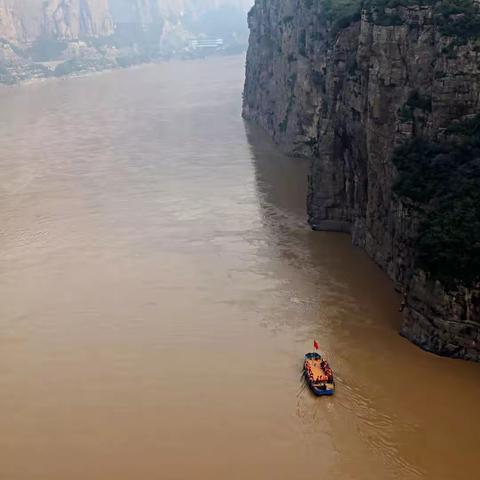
[0,0,114,42]
[243,0,480,361]
[0,0,252,83]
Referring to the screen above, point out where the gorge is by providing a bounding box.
[1,33,480,480]
[243,0,480,361]
[0,0,252,84]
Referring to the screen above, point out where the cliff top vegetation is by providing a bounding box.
[316,0,480,38]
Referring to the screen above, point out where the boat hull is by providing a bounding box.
[304,372,335,396]
[304,352,335,396]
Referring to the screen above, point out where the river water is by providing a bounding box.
[0,55,479,480]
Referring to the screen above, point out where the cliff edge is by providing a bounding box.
[243,0,480,361]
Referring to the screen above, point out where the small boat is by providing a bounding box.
[304,352,335,396]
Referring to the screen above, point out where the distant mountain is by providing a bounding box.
[0,0,253,84]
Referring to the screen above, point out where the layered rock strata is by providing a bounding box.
[243,0,480,361]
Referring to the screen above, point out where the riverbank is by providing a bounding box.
[0,49,247,89]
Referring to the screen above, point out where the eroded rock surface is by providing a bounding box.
[243,0,480,361]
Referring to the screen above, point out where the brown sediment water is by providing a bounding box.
[0,55,479,480]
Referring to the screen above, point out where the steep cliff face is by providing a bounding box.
[0,0,252,42]
[243,0,480,361]
[0,0,114,42]
[0,0,252,83]
[0,0,42,42]
[45,0,114,39]
[109,0,251,29]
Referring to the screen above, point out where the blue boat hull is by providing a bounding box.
[304,352,335,396]
[304,371,335,396]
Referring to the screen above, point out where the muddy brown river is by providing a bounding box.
[0,56,479,480]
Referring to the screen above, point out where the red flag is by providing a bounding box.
[313,340,319,350]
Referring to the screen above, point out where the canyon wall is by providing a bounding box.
[0,0,253,83]
[0,0,114,42]
[0,0,252,42]
[243,0,480,361]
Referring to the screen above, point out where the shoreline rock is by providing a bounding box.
[243,0,480,361]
